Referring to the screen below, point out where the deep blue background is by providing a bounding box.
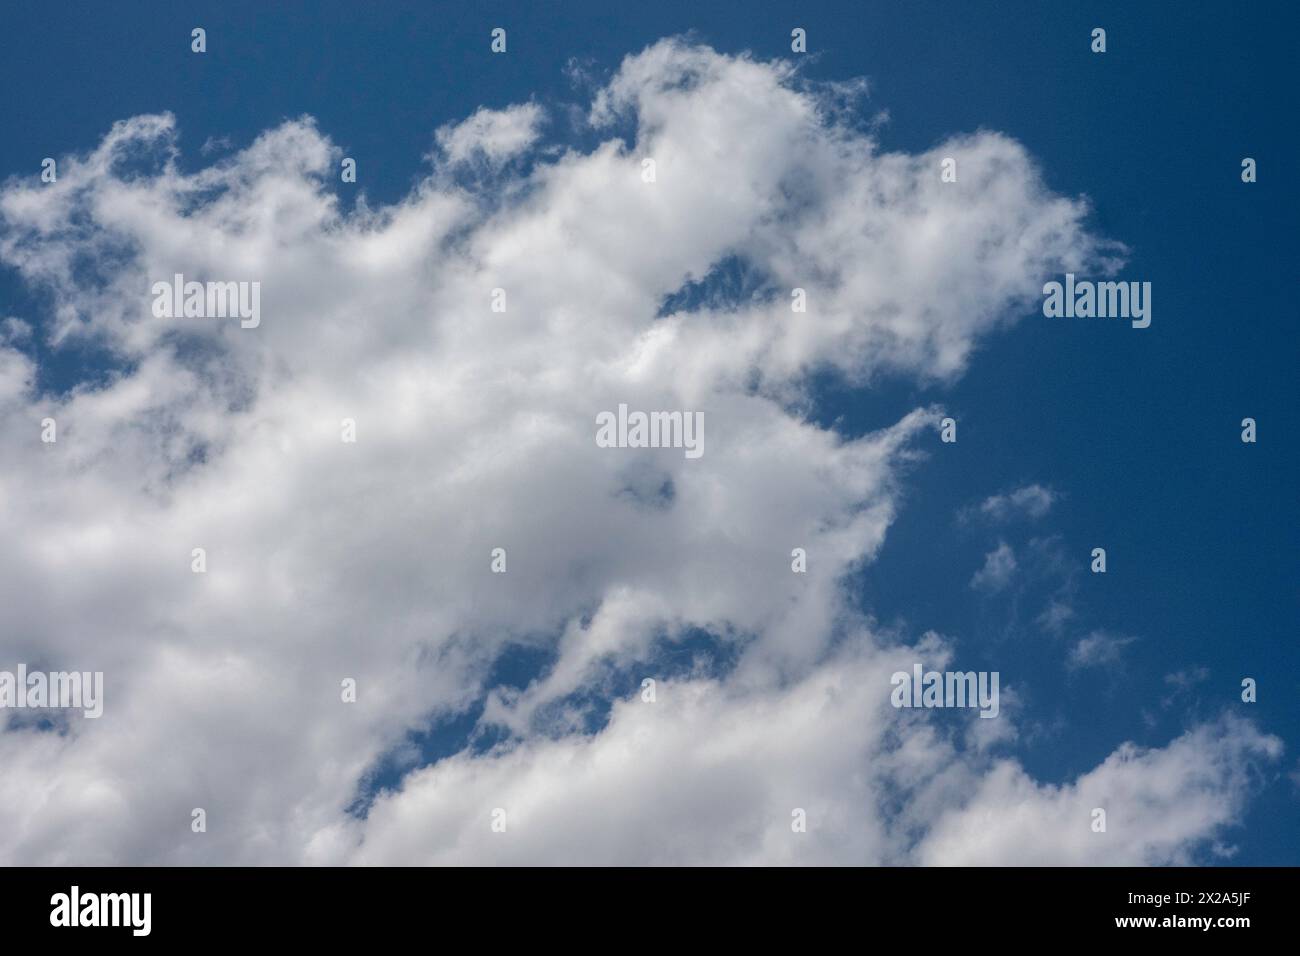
[1,1,1294,863]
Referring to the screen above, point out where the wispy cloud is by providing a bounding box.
[974,483,1057,522]
[1068,630,1138,669]
[970,542,1017,593]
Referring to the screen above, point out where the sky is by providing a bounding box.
[0,1,1295,865]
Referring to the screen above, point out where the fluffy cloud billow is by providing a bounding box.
[0,39,1278,864]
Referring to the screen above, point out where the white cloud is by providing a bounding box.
[1164,667,1210,690]
[1,317,32,344]
[917,716,1281,865]
[1036,598,1074,633]
[970,542,1017,593]
[1069,631,1137,670]
[978,483,1056,521]
[434,103,544,167]
[0,39,1274,865]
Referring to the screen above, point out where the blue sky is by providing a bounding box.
[0,1,1294,864]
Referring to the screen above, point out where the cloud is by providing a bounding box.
[0,38,1272,865]
[970,542,1017,593]
[1164,667,1210,690]
[1036,598,1074,633]
[344,639,925,865]
[916,715,1282,865]
[434,103,545,167]
[1158,666,1211,710]
[1,317,32,344]
[977,483,1056,522]
[345,667,1278,864]
[1068,631,1137,670]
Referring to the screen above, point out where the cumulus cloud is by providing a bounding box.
[0,39,1274,865]
[434,103,545,167]
[917,716,1281,865]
